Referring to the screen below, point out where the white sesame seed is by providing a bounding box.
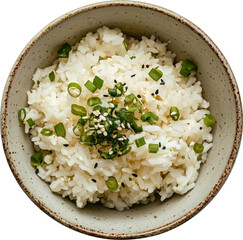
[109,121,113,125]
[118,138,124,141]
[117,90,121,94]
[103,112,108,116]
[109,150,113,155]
[82,116,89,119]
[133,99,136,103]
[118,151,122,155]
[121,123,125,128]
[97,130,102,134]
[93,93,99,96]
[93,110,100,116]
[125,106,129,110]
[117,127,122,131]
[127,123,131,128]
[113,134,117,138]
[101,128,105,132]
[94,125,98,129]
[109,103,115,108]
[103,131,108,136]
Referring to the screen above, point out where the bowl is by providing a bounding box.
[1,1,242,238]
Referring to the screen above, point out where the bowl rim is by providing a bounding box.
[1,0,242,239]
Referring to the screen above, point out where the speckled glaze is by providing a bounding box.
[1,1,242,239]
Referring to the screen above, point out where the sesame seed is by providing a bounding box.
[125,106,129,110]
[125,86,128,91]
[113,134,117,138]
[63,144,69,147]
[200,127,203,130]
[82,116,89,119]
[101,128,105,132]
[118,138,124,141]
[155,89,159,95]
[91,179,97,183]
[109,150,113,155]
[146,64,150,68]
[97,130,102,134]
[114,79,117,83]
[151,93,154,96]
[162,146,166,150]
[94,163,98,169]
[118,151,122,155]
[103,131,108,136]
[133,99,136,104]
[160,79,165,85]
[142,64,145,68]
[121,182,125,188]
[121,123,125,128]
[35,168,39,174]
[159,142,161,147]
[103,112,108,116]
[94,125,98,129]
[109,103,115,108]
[93,93,99,96]
[117,127,122,131]
[123,82,126,86]
[137,94,141,98]
[127,123,131,128]
[132,173,138,177]
[131,74,136,77]
[103,94,109,97]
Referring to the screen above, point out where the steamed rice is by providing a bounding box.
[23,26,213,211]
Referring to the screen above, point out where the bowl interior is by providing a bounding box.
[2,2,241,238]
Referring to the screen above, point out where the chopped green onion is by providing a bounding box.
[180,67,191,77]
[58,43,71,58]
[169,107,180,121]
[93,76,104,89]
[105,176,118,191]
[78,116,88,126]
[116,82,124,94]
[80,129,98,146]
[73,123,84,136]
[37,80,40,87]
[49,71,55,82]
[40,128,53,136]
[87,97,102,107]
[54,122,66,137]
[124,111,134,122]
[18,108,26,121]
[84,80,97,93]
[130,56,136,60]
[124,93,136,105]
[203,114,215,127]
[193,143,204,154]
[141,112,159,125]
[108,88,117,97]
[121,145,132,155]
[180,59,197,77]
[26,118,35,127]
[148,67,163,81]
[130,120,143,133]
[30,152,44,166]
[67,82,82,98]
[123,39,128,51]
[135,137,146,148]
[71,104,87,117]
[148,143,159,153]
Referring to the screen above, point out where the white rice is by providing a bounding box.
[24,26,213,211]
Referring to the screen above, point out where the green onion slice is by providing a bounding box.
[141,112,159,125]
[108,88,117,97]
[105,176,118,191]
[130,56,136,60]
[148,67,163,81]
[58,43,71,58]
[148,143,159,153]
[130,120,143,133]
[124,93,136,105]
[84,80,97,93]
[67,82,82,98]
[49,71,55,82]
[80,129,98,146]
[54,122,66,137]
[135,137,146,148]
[73,123,84,136]
[180,59,197,77]
[30,152,44,166]
[123,39,128,51]
[87,97,102,107]
[18,108,26,121]
[71,104,87,116]
[40,128,53,136]
[169,107,180,121]
[26,118,35,127]
[203,114,215,127]
[93,76,104,89]
[78,116,88,126]
[180,67,191,77]
[193,143,204,154]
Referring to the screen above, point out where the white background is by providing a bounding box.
[1,0,242,239]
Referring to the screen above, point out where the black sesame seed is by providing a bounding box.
[125,86,128,91]
[155,89,159,95]
[129,177,132,181]
[160,79,165,85]
[35,168,39,174]
[142,64,145,68]
[94,163,98,169]
[162,146,166,150]
[132,173,138,177]
[146,64,150,68]
[63,144,69,147]
[121,182,125,188]
[151,93,154,96]
[114,79,117,83]
[200,127,203,130]
[123,82,126,86]
[91,179,97,183]
[137,94,141,98]
[131,74,136,77]
[159,142,161,147]
[103,94,109,97]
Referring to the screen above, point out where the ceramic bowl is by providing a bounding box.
[1,1,242,238]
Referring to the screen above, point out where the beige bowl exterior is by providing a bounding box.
[1,1,242,238]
